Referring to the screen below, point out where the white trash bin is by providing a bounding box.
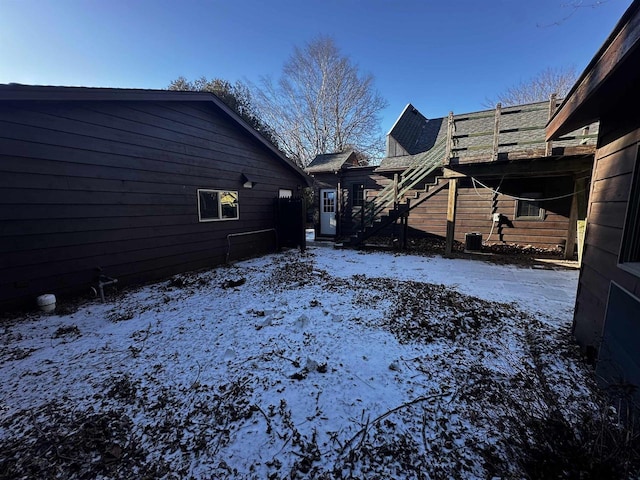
[37,294,56,313]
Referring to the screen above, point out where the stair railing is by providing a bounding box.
[358,138,448,228]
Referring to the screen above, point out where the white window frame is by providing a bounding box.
[197,189,239,222]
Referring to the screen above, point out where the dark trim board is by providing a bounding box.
[0,85,310,309]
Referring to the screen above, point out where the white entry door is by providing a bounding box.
[320,189,337,236]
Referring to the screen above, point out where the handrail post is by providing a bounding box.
[492,103,501,161]
[545,94,557,156]
[446,111,454,162]
[393,173,399,208]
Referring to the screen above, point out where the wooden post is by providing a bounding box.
[300,195,306,252]
[403,198,410,249]
[336,180,341,237]
[576,177,588,264]
[565,180,579,260]
[446,111,454,160]
[545,94,557,156]
[492,103,501,161]
[445,179,458,256]
[393,173,399,207]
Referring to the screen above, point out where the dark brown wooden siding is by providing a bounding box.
[339,168,389,236]
[573,124,640,350]
[0,100,305,308]
[344,170,574,249]
[454,177,573,248]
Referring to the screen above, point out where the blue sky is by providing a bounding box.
[0,0,632,134]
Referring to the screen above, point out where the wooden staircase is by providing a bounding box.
[347,138,448,246]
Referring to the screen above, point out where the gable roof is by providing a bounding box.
[388,104,445,155]
[0,84,311,185]
[547,0,640,139]
[305,150,358,173]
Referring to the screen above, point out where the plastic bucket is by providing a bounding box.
[37,294,56,313]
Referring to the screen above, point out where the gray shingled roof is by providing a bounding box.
[388,104,445,155]
[377,155,413,171]
[305,150,356,173]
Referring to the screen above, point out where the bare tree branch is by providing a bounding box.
[167,76,279,147]
[483,66,578,108]
[537,0,610,28]
[253,36,388,167]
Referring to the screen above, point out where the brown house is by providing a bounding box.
[547,0,640,398]
[342,101,598,257]
[0,84,310,309]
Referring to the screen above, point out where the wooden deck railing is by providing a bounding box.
[446,95,596,161]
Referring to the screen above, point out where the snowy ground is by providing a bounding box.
[0,246,627,478]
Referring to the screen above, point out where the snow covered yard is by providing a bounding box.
[0,246,635,479]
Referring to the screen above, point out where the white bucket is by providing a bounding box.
[37,294,56,313]
[305,228,315,241]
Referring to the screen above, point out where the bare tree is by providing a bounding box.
[538,0,610,27]
[484,66,578,108]
[254,37,388,167]
[168,76,278,146]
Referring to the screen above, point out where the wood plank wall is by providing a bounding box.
[350,171,574,249]
[573,122,640,351]
[0,100,303,308]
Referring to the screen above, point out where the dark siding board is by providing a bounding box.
[585,223,623,256]
[593,146,636,180]
[0,186,284,209]
[579,263,611,305]
[0,125,284,181]
[0,196,280,236]
[0,214,193,237]
[0,187,192,206]
[1,223,211,256]
[573,296,605,349]
[588,202,628,229]
[590,173,632,203]
[0,169,202,196]
[0,203,195,220]
[1,225,275,268]
[581,244,640,295]
[5,102,271,165]
[0,152,292,191]
[1,232,230,283]
[1,102,298,181]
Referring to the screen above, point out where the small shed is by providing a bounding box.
[0,85,310,308]
[305,150,367,237]
[547,0,640,403]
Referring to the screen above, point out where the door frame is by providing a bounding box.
[319,188,337,236]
